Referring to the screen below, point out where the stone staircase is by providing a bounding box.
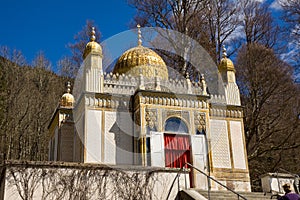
[178,189,274,200]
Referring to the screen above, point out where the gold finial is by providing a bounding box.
[60,81,75,107]
[137,24,142,46]
[66,81,71,93]
[90,27,96,42]
[222,45,227,58]
[186,72,190,79]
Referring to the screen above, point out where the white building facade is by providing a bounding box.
[48,26,251,191]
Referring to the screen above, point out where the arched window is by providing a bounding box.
[164,117,188,133]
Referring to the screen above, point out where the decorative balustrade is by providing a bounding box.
[103,72,206,96]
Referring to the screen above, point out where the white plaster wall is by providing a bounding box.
[150,132,165,167]
[104,111,117,164]
[104,111,134,165]
[225,82,241,106]
[210,119,231,169]
[3,165,188,200]
[116,111,134,165]
[84,53,102,93]
[191,135,207,189]
[230,121,247,169]
[85,109,102,163]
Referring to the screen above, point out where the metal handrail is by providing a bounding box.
[182,162,247,200]
[166,172,181,200]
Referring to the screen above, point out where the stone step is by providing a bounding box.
[188,189,272,200]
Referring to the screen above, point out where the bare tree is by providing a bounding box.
[280,0,300,41]
[130,1,239,73]
[58,20,101,78]
[241,0,280,49]
[5,162,179,200]
[279,0,300,82]
[235,43,300,190]
[205,0,241,62]
[0,47,68,162]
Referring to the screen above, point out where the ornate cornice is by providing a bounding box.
[209,105,243,118]
[134,90,210,110]
[81,92,132,111]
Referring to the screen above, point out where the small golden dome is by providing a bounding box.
[83,27,102,59]
[113,25,168,80]
[219,45,235,71]
[60,82,75,107]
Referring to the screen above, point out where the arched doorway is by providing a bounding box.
[164,117,190,168]
[164,117,194,186]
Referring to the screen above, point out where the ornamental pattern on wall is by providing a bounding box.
[194,112,206,132]
[145,109,157,130]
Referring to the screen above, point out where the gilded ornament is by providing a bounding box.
[60,82,75,107]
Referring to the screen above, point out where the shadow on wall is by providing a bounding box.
[109,100,134,165]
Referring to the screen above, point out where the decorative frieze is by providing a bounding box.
[163,110,190,125]
[139,95,209,109]
[210,94,226,104]
[194,112,206,132]
[102,72,208,96]
[210,107,243,118]
[145,109,158,130]
[84,94,130,111]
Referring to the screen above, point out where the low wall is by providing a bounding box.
[0,160,189,200]
[261,173,296,194]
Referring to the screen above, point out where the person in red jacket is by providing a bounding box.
[278,183,300,200]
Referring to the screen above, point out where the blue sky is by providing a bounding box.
[1,0,294,74]
[0,0,136,66]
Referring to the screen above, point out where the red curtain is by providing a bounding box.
[164,134,190,168]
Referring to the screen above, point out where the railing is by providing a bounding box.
[165,172,181,200]
[182,162,247,200]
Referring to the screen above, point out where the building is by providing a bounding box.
[48,26,251,191]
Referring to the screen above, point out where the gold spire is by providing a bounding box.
[90,27,96,42]
[60,82,75,107]
[222,45,227,58]
[83,27,102,59]
[219,44,235,71]
[137,24,142,46]
[66,81,71,93]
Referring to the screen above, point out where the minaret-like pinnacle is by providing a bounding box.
[66,81,71,93]
[60,81,75,107]
[186,72,190,79]
[137,24,142,46]
[222,45,227,58]
[91,27,96,42]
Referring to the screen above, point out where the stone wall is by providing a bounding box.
[0,161,189,200]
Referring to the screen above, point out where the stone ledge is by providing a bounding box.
[0,160,189,174]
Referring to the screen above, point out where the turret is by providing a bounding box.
[83,27,104,93]
[218,45,241,106]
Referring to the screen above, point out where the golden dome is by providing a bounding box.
[113,46,168,80]
[60,82,75,107]
[83,27,102,59]
[218,45,235,71]
[113,25,168,80]
[219,57,235,71]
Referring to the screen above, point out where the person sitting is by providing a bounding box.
[278,183,300,200]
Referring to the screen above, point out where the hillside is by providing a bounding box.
[0,56,71,161]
